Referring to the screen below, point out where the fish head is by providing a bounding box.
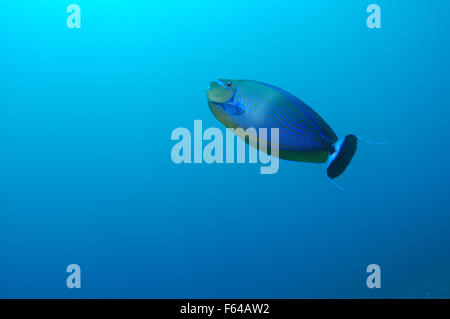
[206,79,236,104]
[206,79,243,127]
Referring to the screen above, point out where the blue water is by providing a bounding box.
[1,0,450,298]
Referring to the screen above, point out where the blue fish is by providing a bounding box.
[206,79,359,180]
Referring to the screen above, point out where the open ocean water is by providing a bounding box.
[0,0,450,298]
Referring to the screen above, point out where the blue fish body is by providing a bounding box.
[207,79,339,164]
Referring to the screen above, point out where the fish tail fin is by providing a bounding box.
[327,134,358,180]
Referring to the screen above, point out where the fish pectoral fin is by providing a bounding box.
[221,103,244,115]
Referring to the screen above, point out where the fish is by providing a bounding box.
[206,79,360,181]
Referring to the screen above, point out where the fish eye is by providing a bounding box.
[226,83,232,88]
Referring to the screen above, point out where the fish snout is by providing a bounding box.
[206,80,235,104]
[206,81,217,101]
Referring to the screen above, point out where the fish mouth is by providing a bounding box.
[206,80,227,95]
